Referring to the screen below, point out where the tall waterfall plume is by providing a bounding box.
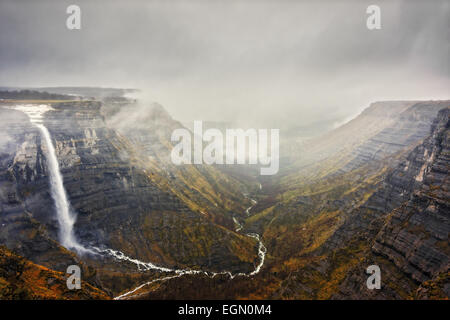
[10,104,87,252]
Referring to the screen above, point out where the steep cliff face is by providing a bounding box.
[334,107,449,299]
[0,101,259,287]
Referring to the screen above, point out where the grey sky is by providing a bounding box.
[0,0,448,128]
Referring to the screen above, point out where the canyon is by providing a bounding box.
[0,90,448,299]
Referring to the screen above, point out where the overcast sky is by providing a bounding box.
[0,0,448,128]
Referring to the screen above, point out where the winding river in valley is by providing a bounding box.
[110,198,266,300]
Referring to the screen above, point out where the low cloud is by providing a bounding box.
[0,0,448,130]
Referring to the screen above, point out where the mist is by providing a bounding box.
[0,0,448,129]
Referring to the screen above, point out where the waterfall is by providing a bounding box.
[36,124,85,251]
[10,104,87,253]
